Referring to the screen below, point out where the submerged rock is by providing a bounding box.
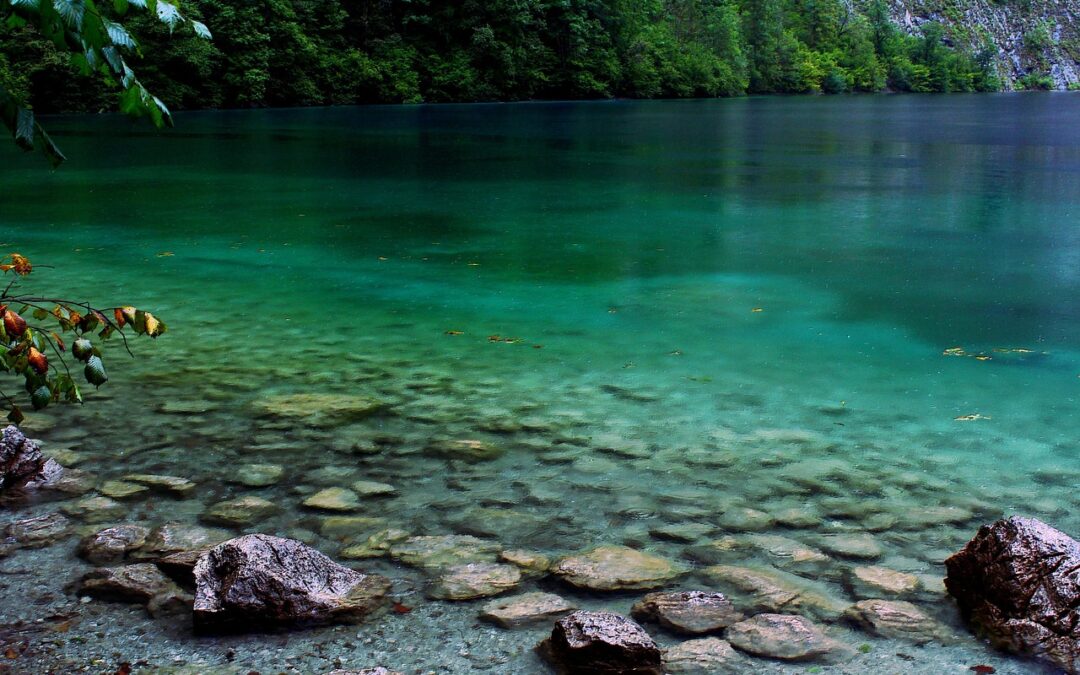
[817,532,882,560]
[538,610,663,675]
[480,592,576,628]
[61,495,126,523]
[726,613,850,662]
[702,565,850,620]
[303,487,362,512]
[253,392,389,427]
[845,599,953,645]
[138,522,232,558]
[78,525,150,564]
[663,638,746,674]
[424,438,504,462]
[427,562,522,600]
[201,496,279,527]
[230,463,285,487]
[99,479,150,500]
[717,507,775,532]
[848,565,920,599]
[499,549,552,577]
[945,516,1080,673]
[2,512,71,548]
[351,480,397,497]
[78,563,181,604]
[631,591,743,635]
[389,534,499,570]
[193,534,391,632]
[122,474,197,497]
[554,546,684,591]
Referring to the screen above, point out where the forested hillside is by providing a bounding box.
[0,0,1067,115]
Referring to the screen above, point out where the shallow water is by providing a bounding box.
[1,95,1078,673]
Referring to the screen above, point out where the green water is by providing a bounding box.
[1,95,1079,672]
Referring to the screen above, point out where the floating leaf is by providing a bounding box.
[954,413,991,422]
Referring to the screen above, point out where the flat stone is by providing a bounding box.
[817,532,883,560]
[122,474,197,497]
[702,565,850,620]
[538,610,663,675]
[325,669,403,675]
[138,522,232,557]
[898,505,975,529]
[230,463,284,487]
[631,591,743,635]
[79,563,180,604]
[253,393,389,426]
[78,524,150,564]
[158,400,215,415]
[99,480,150,499]
[201,496,279,528]
[319,516,387,539]
[663,638,746,674]
[726,613,850,661]
[424,438,504,462]
[845,599,953,644]
[499,549,551,576]
[554,546,684,591]
[351,480,397,497]
[340,528,410,560]
[2,512,71,548]
[428,562,522,600]
[649,523,714,543]
[848,566,920,599]
[304,487,362,512]
[390,535,499,570]
[452,507,547,539]
[147,587,195,617]
[743,534,831,573]
[61,496,126,523]
[479,592,576,628]
[717,507,775,532]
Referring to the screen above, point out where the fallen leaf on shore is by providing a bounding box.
[4,647,16,659]
[955,413,992,421]
[392,602,412,614]
[969,666,995,674]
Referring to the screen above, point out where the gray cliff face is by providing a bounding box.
[891,0,1080,89]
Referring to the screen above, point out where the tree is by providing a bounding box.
[0,0,211,166]
[0,253,166,424]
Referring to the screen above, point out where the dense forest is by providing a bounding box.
[1,0,1001,114]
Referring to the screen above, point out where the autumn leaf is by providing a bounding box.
[27,347,48,374]
[1,253,32,276]
[2,308,26,337]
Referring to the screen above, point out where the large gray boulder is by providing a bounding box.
[945,516,1080,673]
[193,534,391,633]
[0,425,53,491]
[538,610,663,674]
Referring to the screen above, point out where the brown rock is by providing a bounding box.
[848,565,920,599]
[538,610,663,674]
[945,516,1080,673]
[0,425,47,491]
[427,562,521,600]
[3,512,71,548]
[631,591,743,635]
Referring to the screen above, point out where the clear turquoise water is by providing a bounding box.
[1,95,1078,672]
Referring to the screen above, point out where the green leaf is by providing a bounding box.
[112,0,128,15]
[14,108,35,150]
[31,385,51,410]
[32,308,49,321]
[191,19,211,39]
[72,338,93,362]
[155,0,179,30]
[104,20,136,49]
[52,0,85,30]
[84,355,107,386]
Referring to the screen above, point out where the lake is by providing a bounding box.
[1,95,1078,673]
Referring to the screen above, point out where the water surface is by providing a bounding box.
[1,95,1078,673]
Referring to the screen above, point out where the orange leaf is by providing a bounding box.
[3,309,26,337]
[50,332,66,352]
[27,347,48,374]
[8,253,31,275]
